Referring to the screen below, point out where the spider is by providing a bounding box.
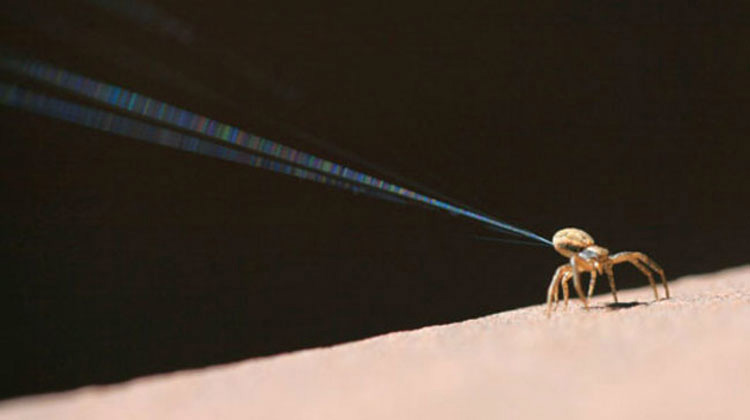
[546,228,670,316]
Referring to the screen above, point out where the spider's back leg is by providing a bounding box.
[547,264,571,316]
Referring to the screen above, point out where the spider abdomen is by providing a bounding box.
[552,228,595,257]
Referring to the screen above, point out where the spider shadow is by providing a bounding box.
[587,301,649,311]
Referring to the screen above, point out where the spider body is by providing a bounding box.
[546,228,670,316]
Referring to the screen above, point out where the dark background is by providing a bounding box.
[2,0,749,399]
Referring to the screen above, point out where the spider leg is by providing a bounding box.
[632,260,658,299]
[552,284,559,307]
[553,273,562,308]
[570,257,589,309]
[604,263,619,303]
[637,253,670,299]
[611,253,658,299]
[587,270,598,299]
[547,264,571,316]
[560,271,573,308]
[611,252,669,300]
[552,273,570,309]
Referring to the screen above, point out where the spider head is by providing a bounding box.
[553,228,595,258]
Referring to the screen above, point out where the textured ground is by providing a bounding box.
[2,266,749,420]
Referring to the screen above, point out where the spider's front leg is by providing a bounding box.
[604,264,619,303]
[587,270,598,299]
[561,270,597,307]
[569,256,589,309]
[611,251,669,300]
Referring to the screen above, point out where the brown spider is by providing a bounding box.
[546,228,670,316]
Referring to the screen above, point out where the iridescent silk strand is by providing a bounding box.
[0,83,370,195]
[1,56,552,246]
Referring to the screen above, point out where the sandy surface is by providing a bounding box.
[2,266,749,419]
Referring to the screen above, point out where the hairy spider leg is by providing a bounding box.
[587,270,598,299]
[547,265,571,316]
[570,257,589,308]
[604,264,619,303]
[552,270,575,308]
[611,252,669,299]
[559,271,572,307]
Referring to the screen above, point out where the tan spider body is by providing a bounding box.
[546,228,670,316]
